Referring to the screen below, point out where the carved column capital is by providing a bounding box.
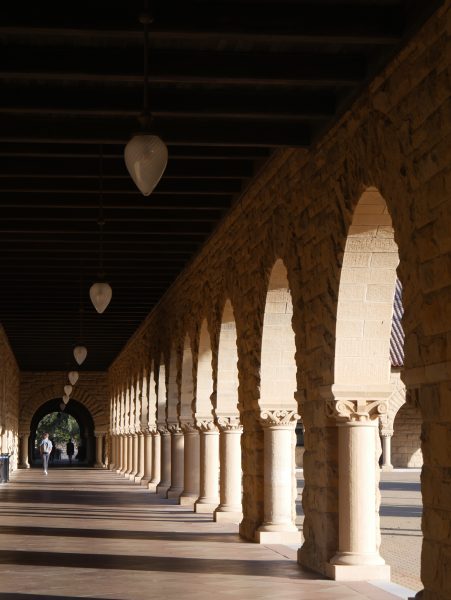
[327,398,388,423]
[216,416,243,432]
[167,423,183,434]
[157,425,169,436]
[259,409,300,428]
[181,422,198,434]
[196,419,219,433]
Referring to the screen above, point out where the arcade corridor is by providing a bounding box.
[0,468,403,600]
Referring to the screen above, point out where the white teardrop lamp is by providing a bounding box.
[89,281,112,314]
[124,8,167,197]
[60,402,66,411]
[64,384,73,396]
[63,394,70,405]
[73,345,87,366]
[68,371,79,386]
[125,134,168,196]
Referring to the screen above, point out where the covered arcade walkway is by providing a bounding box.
[0,468,401,600]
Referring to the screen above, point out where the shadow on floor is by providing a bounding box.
[0,595,121,600]
[380,505,422,517]
[379,481,421,492]
[0,524,242,543]
[0,550,315,579]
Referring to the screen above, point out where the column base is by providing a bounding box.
[381,464,394,472]
[156,484,170,497]
[94,463,105,469]
[195,500,219,513]
[179,494,198,507]
[139,477,151,487]
[128,472,138,481]
[255,529,303,544]
[134,474,144,484]
[214,509,242,523]
[167,487,183,499]
[148,481,158,492]
[325,562,390,581]
[19,464,30,469]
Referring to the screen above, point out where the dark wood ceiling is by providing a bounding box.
[0,0,442,371]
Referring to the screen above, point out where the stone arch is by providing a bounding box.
[334,187,399,391]
[180,334,195,426]
[392,398,423,468]
[29,397,96,466]
[216,299,240,421]
[20,375,108,435]
[196,319,214,421]
[260,259,297,413]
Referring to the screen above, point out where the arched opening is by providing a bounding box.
[330,187,421,588]
[392,400,423,468]
[29,398,95,467]
[257,259,301,543]
[35,411,80,463]
[214,299,243,522]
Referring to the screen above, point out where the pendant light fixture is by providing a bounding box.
[90,145,112,314]
[62,394,70,405]
[74,268,88,366]
[64,384,73,396]
[74,345,87,366]
[60,402,66,411]
[68,371,79,386]
[124,1,168,196]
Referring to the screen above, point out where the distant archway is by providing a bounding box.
[30,398,95,467]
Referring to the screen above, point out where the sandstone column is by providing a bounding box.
[380,431,394,472]
[140,430,153,486]
[326,393,390,581]
[167,424,184,499]
[117,432,126,473]
[214,417,242,523]
[135,431,145,483]
[124,433,133,476]
[149,429,161,492]
[19,433,30,469]
[195,420,220,513]
[179,423,200,506]
[94,432,104,468]
[156,426,171,497]
[109,434,116,470]
[256,410,302,543]
[130,431,139,480]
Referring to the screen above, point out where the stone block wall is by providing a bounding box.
[0,326,20,472]
[108,3,451,597]
[392,402,423,468]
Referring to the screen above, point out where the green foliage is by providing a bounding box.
[36,412,80,446]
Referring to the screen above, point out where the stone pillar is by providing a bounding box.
[325,393,390,581]
[140,430,153,486]
[109,435,116,470]
[156,427,171,497]
[167,424,184,499]
[380,431,394,472]
[129,432,139,481]
[117,434,125,473]
[134,432,145,483]
[19,433,30,469]
[195,420,220,513]
[214,417,243,523]
[149,429,161,492]
[86,434,94,466]
[94,433,104,468]
[179,423,200,506]
[125,433,134,476]
[256,410,302,543]
[121,434,130,475]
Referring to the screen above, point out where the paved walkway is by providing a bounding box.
[0,468,404,600]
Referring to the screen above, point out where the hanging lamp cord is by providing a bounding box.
[139,0,153,130]
[98,144,105,280]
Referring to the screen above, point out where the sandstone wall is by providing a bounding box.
[392,402,423,468]
[0,326,20,472]
[108,3,451,597]
[19,371,109,434]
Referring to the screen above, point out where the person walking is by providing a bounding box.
[66,438,75,465]
[40,432,53,475]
